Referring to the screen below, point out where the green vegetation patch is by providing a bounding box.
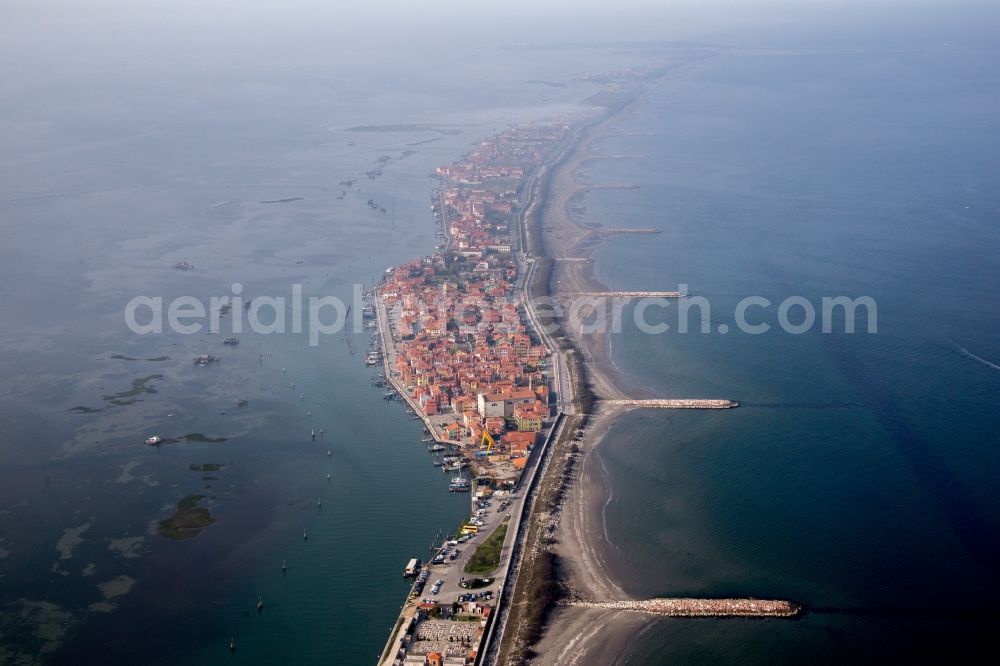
[459,577,493,590]
[158,494,215,541]
[463,522,508,576]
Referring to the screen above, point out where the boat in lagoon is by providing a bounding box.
[448,477,471,492]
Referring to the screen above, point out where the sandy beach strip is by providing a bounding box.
[529,89,657,661]
[531,605,653,666]
[540,103,652,402]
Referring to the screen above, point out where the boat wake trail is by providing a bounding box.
[952,340,1000,372]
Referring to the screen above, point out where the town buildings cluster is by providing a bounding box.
[380,123,568,490]
[379,122,570,666]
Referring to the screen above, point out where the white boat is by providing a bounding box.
[449,477,471,492]
[145,435,162,446]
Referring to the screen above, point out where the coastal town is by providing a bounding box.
[373,122,571,665]
[6,2,985,662]
[371,78,753,665]
[376,121,572,486]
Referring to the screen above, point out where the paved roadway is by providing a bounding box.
[412,484,520,606]
[518,257,574,416]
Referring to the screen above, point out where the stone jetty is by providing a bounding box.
[567,597,801,618]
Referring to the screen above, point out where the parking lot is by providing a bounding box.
[410,489,518,606]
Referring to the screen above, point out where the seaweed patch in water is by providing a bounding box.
[157,434,228,446]
[69,406,104,414]
[189,463,223,472]
[101,375,163,405]
[157,494,215,541]
[182,434,228,443]
[258,197,303,204]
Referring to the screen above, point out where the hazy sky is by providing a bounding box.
[6,0,998,49]
[4,1,999,63]
[2,0,997,129]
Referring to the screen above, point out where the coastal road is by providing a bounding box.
[513,158,576,416]
[519,256,574,415]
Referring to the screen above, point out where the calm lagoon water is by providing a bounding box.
[0,30,635,664]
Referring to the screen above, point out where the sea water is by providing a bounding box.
[583,26,1000,663]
